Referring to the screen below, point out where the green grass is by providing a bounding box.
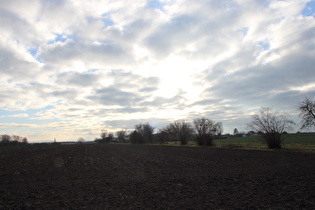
[213,133,315,152]
[151,133,315,153]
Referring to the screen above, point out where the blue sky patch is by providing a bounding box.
[28,48,37,57]
[28,47,43,63]
[238,27,248,37]
[258,40,270,51]
[147,0,164,11]
[48,33,73,44]
[301,0,315,17]
[83,69,98,74]
[101,13,114,28]
[0,105,58,125]
[103,17,114,27]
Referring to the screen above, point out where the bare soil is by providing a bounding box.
[0,143,314,209]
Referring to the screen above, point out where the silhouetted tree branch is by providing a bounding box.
[299,97,315,130]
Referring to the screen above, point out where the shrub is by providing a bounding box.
[195,134,213,146]
[168,120,193,145]
[248,107,294,149]
[193,118,222,146]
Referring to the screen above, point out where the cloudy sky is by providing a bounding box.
[1,0,315,142]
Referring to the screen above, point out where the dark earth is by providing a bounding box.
[0,143,314,209]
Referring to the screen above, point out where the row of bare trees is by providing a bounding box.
[0,134,28,145]
[96,129,128,143]
[95,118,223,146]
[127,118,223,146]
[96,97,315,149]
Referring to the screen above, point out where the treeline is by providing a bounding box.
[0,134,28,145]
[96,117,223,146]
[95,96,315,149]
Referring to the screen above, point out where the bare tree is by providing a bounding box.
[134,123,155,143]
[100,129,107,141]
[98,130,113,143]
[116,129,127,142]
[129,130,143,144]
[107,133,114,142]
[169,120,193,145]
[1,134,11,144]
[299,97,315,129]
[22,137,28,144]
[233,128,239,136]
[193,118,222,146]
[157,125,175,144]
[248,107,294,149]
[156,124,176,143]
[214,122,223,136]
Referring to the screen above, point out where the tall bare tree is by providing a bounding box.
[116,129,127,142]
[129,130,143,144]
[248,107,294,149]
[156,128,169,144]
[169,120,193,145]
[156,124,176,143]
[135,123,155,143]
[193,118,223,146]
[107,133,114,142]
[1,134,11,144]
[22,137,28,144]
[100,129,107,140]
[299,97,315,129]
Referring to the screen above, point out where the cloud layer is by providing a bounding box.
[1,0,315,141]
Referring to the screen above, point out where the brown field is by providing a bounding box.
[0,143,314,209]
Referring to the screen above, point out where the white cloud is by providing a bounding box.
[0,113,28,118]
[0,0,314,141]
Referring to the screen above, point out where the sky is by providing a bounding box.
[0,0,315,142]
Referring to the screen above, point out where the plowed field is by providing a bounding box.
[0,144,314,209]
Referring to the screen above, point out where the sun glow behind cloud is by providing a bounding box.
[0,0,314,142]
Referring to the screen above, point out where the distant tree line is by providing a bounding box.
[95,129,128,143]
[96,97,315,149]
[96,118,224,146]
[0,134,28,145]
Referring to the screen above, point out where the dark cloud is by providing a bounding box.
[139,87,158,93]
[104,71,160,90]
[189,99,223,107]
[57,72,99,87]
[40,40,135,68]
[89,86,144,106]
[200,40,315,108]
[0,46,41,81]
[100,117,168,130]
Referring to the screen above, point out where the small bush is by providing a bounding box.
[261,132,282,149]
[195,134,213,146]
